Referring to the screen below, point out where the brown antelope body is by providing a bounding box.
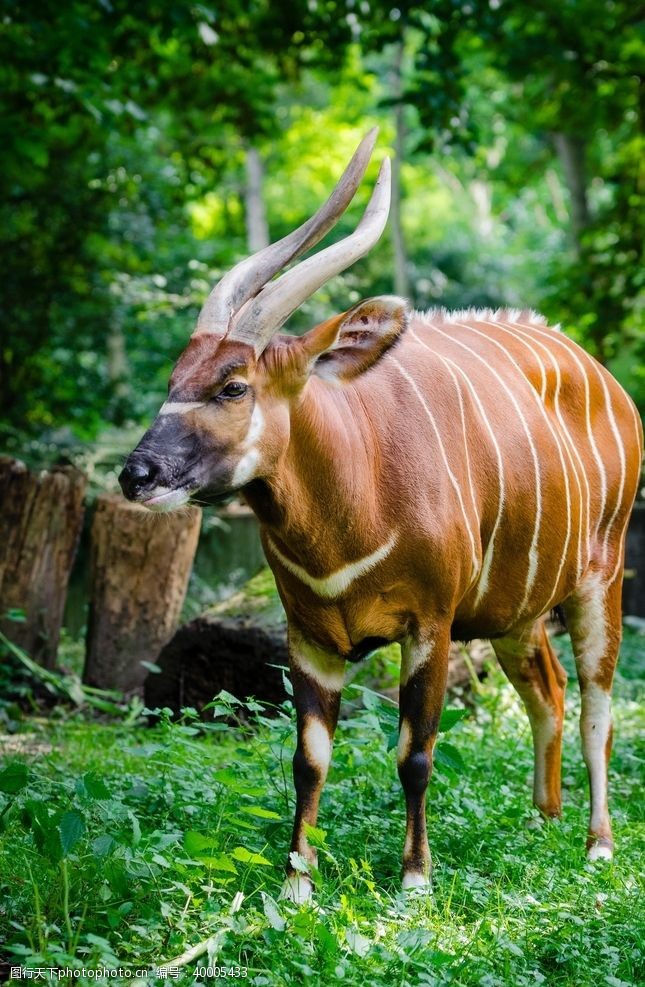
[120,132,643,901]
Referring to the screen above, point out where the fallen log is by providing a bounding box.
[146,569,491,714]
[0,457,86,667]
[84,495,202,694]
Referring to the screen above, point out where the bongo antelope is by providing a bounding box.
[120,130,643,902]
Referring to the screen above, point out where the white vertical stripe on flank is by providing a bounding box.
[457,319,573,609]
[408,328,505,606]
[503,318,591,582]
[514,321,608,544]
[392,358,480,579]
[426,321,542,614]
[479,317,588,601]
[587,365,627,564]
[409,331,480,543]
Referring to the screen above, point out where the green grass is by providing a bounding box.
[0,628,643,986]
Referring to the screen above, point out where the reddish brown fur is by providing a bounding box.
[126,301,643,889]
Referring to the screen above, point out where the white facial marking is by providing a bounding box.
[290,631,346,691]
[232,404,265,487]
[268,532,398,599]
[303,719,332,773]
[402,871,431,890]
[280,874,313,904]
[587,842,613,862]
[158,400,206,415]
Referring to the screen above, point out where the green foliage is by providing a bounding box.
[0,628,643,983]
[1,0,642,450]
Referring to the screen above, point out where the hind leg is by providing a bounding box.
[492,619,567,818]
[562,570,622,860]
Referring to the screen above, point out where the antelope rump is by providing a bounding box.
[119,130,643,902]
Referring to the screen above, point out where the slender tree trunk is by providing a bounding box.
[391,41,410,299]
[83,495,201,694]
[0,457,86,667]
[553,133,590,251]
[244,145,269,252]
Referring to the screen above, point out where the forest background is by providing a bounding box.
[1,0,643,479]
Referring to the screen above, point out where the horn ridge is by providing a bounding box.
[195,128,380,335]
[229,157,392,353]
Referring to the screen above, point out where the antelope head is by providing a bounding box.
[119,130,403,511]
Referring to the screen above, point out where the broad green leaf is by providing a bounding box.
[261,892,286,931]
[240,806,281,820]
[92,834,114,857]
[303,823,327,847]
[59,810,85,856]
[195,854,238,873]
[83,772,111,800]
[184,830,218,855]
[434,742,465,774]
[231,846,272,866]
[438,708,469,732]
[0,762,29,794]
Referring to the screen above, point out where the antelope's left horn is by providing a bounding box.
[196,128,381,336]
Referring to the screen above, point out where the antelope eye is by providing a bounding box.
[220,380,248,399]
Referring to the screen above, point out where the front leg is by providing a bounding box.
[281,627,344,904]
[398,629,450,889]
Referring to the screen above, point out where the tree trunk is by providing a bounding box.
[0,457,86,667]
[553,133,590,251]
[83,495,202,694]
[244,145,269,253]
[391,41,410,299]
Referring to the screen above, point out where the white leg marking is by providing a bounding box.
[587,842,613,862]
[531,709,558,809]
[402,871,431,890]
[397,719,412,767]
[280,874,314,904]
[289,630,346,692]
[303,719,332,774]
[580,683,612,834]
[267,532,398,599]
[400,638,432,687]
[566,572,608,679]
[392,357,481,579]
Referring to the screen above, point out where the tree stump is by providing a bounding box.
[83,495,202,694]
[0,457,86,667]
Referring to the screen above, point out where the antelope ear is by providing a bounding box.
[302,296,409,382]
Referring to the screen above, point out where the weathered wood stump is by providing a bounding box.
[0,457,86,667]
[146,569,490,714]
[83,495,202,694]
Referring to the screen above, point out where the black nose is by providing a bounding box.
[119,458,158,500]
